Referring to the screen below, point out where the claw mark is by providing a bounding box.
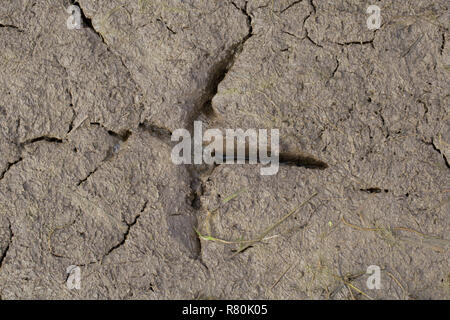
[20,136,63,146]
[0,23,23,32]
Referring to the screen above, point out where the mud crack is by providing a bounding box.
[280,0,304,14]
[0,158,23,181]
[103,212,141,258]
[76,123,131,186]
[427,139,450,169]
[0,223,13,271]
[73,1,146,103]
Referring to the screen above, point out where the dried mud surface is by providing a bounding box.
[0,0,449,299]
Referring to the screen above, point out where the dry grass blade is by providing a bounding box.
[194,228,278,245]
[332,274,374,300]
[222,187,248,204]
[230,192,318,258]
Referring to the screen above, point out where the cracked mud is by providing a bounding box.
[0,0,449,299]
